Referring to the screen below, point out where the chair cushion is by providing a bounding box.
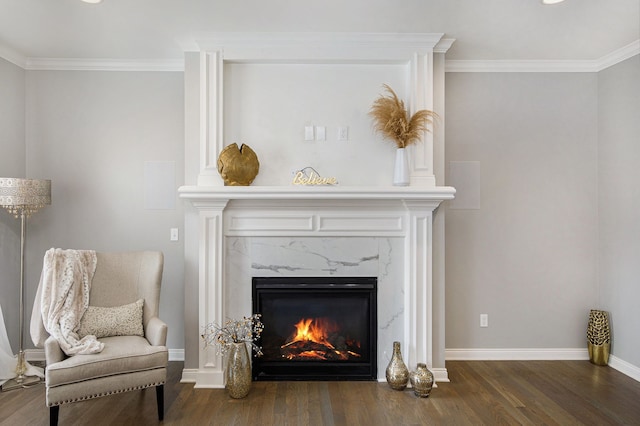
[77,299,144,338]
[46,335,167,388]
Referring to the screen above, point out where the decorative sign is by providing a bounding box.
[292,167,338,186]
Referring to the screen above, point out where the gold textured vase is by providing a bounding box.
[225,342,252,398]
[409,363,434,397]
[217,143,260,186]
[587,309,610,366]
[385,341,409,390]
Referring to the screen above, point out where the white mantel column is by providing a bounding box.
[194,199,228,387]
[403,200,440,372]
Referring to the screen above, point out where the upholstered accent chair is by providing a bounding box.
[30,251,168,426]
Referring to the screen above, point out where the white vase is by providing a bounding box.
[393,148,409,186]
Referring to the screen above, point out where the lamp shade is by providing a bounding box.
[0,178,51,217]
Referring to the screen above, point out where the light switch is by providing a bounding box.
[170,228,179,241]
[480,314,488,328]
[316,126,326,141]
[304,126,314,141]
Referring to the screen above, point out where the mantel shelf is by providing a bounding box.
[178,185,456,202]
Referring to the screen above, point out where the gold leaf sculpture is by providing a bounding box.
[217,143,260,186]
[369,84,437,149]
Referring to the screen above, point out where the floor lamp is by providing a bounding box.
[0,177,51,391]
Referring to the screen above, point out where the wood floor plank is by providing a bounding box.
[2,360,640,425]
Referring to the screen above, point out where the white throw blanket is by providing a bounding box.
[40,248,104,355]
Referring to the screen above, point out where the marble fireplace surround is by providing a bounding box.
[179,186,455,386]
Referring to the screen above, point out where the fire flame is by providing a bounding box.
[284,317,338,348]
[280,317,361,361]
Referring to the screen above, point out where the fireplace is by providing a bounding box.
[252,276,377,381]
[179,33,455,387]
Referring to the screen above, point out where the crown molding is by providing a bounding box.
[0,43,26,69]
[2,38,637,73]
[446,39,639,73]
[445,59,598,73]
[23,57,184,72]
[434,38,456,54]
[595,39,640,71]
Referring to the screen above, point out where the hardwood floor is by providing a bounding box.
[1,361,639,425]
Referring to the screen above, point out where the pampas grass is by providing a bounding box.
[369,84,437,149]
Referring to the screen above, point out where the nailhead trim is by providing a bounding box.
[48,380,165,407]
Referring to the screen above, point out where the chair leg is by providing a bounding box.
[50,405,59,426]
[155,385,164,420]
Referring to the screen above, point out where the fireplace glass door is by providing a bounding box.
[252,277,377,381]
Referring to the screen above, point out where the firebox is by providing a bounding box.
[252,276,377,381]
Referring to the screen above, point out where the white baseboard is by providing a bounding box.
[168,349,184,361]
[431,368,449,383]
[180,368,199,383]
[25,349,45,362]
[446,348,589,361]
[608,354,640,382]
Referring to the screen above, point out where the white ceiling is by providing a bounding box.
[0,0,638,66]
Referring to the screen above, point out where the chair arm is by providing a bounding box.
[145,316,168,346]
[44,336,66,364]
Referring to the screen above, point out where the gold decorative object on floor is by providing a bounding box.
[225,342,252,399]
[217,143,260,186]
[385,341,409,390]
[201,314,264,399]
[409,363,434,397]
[587,309,610,366]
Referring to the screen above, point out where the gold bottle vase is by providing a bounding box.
[385,341,409,390]
[587,309,610,366]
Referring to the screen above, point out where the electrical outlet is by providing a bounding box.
[480,314,488,328]
[338,126,349,141]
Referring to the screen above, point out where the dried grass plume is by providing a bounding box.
[369,84,437,149]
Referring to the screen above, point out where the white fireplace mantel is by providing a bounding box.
[179,185,454,387]
[181,32,454,388]
[179,185,455,202]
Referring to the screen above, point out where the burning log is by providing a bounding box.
[279,317,362,361]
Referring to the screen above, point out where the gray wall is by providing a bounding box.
[598,56,640,367]
[23,70,185,351]
[444,72,599,349]
[2,53,638,374]
[0,57,25,350]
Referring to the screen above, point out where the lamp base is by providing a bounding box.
[1,351,44,391]
[1,375,41,391]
